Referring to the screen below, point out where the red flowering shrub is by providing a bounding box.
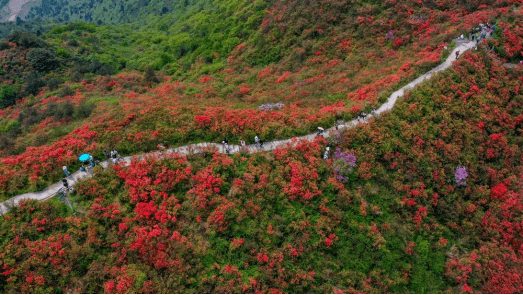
[490,183,508,200]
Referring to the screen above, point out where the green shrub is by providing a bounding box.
[0,41,9,50]
[55,47,71,58]
[24,71,46,95]
[26,48,60,72]
[43,102,58,118]
[7,31,47,48]
[54,102,75,120]
[67,39,79,47]
[59,86,75,97]
[18,32,47,48]
[74,103,95,119]
[0,119,20,133]
[75,59,114,76]
[96,65,115,76]
[144,66,160,85]
[71,72,83,82]
[17,106,45,128]
[0,84,19,109]
[50,26,67,35]
[46,78,63,91]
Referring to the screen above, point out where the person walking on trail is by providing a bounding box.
[157,143,166,156]
[259,140,264,149]
[323,151,329,160]
[89,155,95,167]
[455,51,460,59]
[62,178,69,189]
[63,166,70,177]
[255,135,259,145]
[224,142,230,154]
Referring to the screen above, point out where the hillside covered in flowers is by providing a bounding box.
[0,0,522,293]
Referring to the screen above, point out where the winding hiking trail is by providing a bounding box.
[0,40,479,215]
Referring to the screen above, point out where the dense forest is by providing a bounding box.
[0,0,522,293]
[0,0,211,27]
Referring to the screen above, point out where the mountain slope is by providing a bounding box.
[0,0,211,26]
[0,1,522,293]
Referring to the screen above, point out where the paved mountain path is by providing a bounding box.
[0,40,478,215]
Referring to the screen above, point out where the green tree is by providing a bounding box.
[26,48,59,72]
[0,84,19,109]
[24,71,46,95]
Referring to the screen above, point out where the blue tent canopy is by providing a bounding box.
[79,154,91,162]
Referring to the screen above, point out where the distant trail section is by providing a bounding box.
[0,40,478,215]
[5,0,36,21]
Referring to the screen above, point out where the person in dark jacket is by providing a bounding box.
[62,178,69,189]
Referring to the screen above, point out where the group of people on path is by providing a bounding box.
[61,149,122,182]
[471,23,495,43]
[104,149,122,164]
[357,110,376,122]
[222,136,264,154]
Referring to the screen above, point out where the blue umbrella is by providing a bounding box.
[79,153,91,162]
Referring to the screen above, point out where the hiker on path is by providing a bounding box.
[157,143,166,156]
[255,135,259,145]
[62,178,69,189]
[455,51,460,58]
[240,139,246,150]
[323,151,329,160]
[89,155,95,167]
[259,140,264,149]
[63,166,70,177]
[224,142,230,154]
[111,149,119,159]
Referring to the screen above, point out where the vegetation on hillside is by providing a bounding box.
[1,1,520,201]
[1,45,521,293]
[0,1,522,292]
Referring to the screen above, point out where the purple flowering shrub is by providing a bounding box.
[333,147,357,183]
[455,166,468,186]
[259,103,284,111]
